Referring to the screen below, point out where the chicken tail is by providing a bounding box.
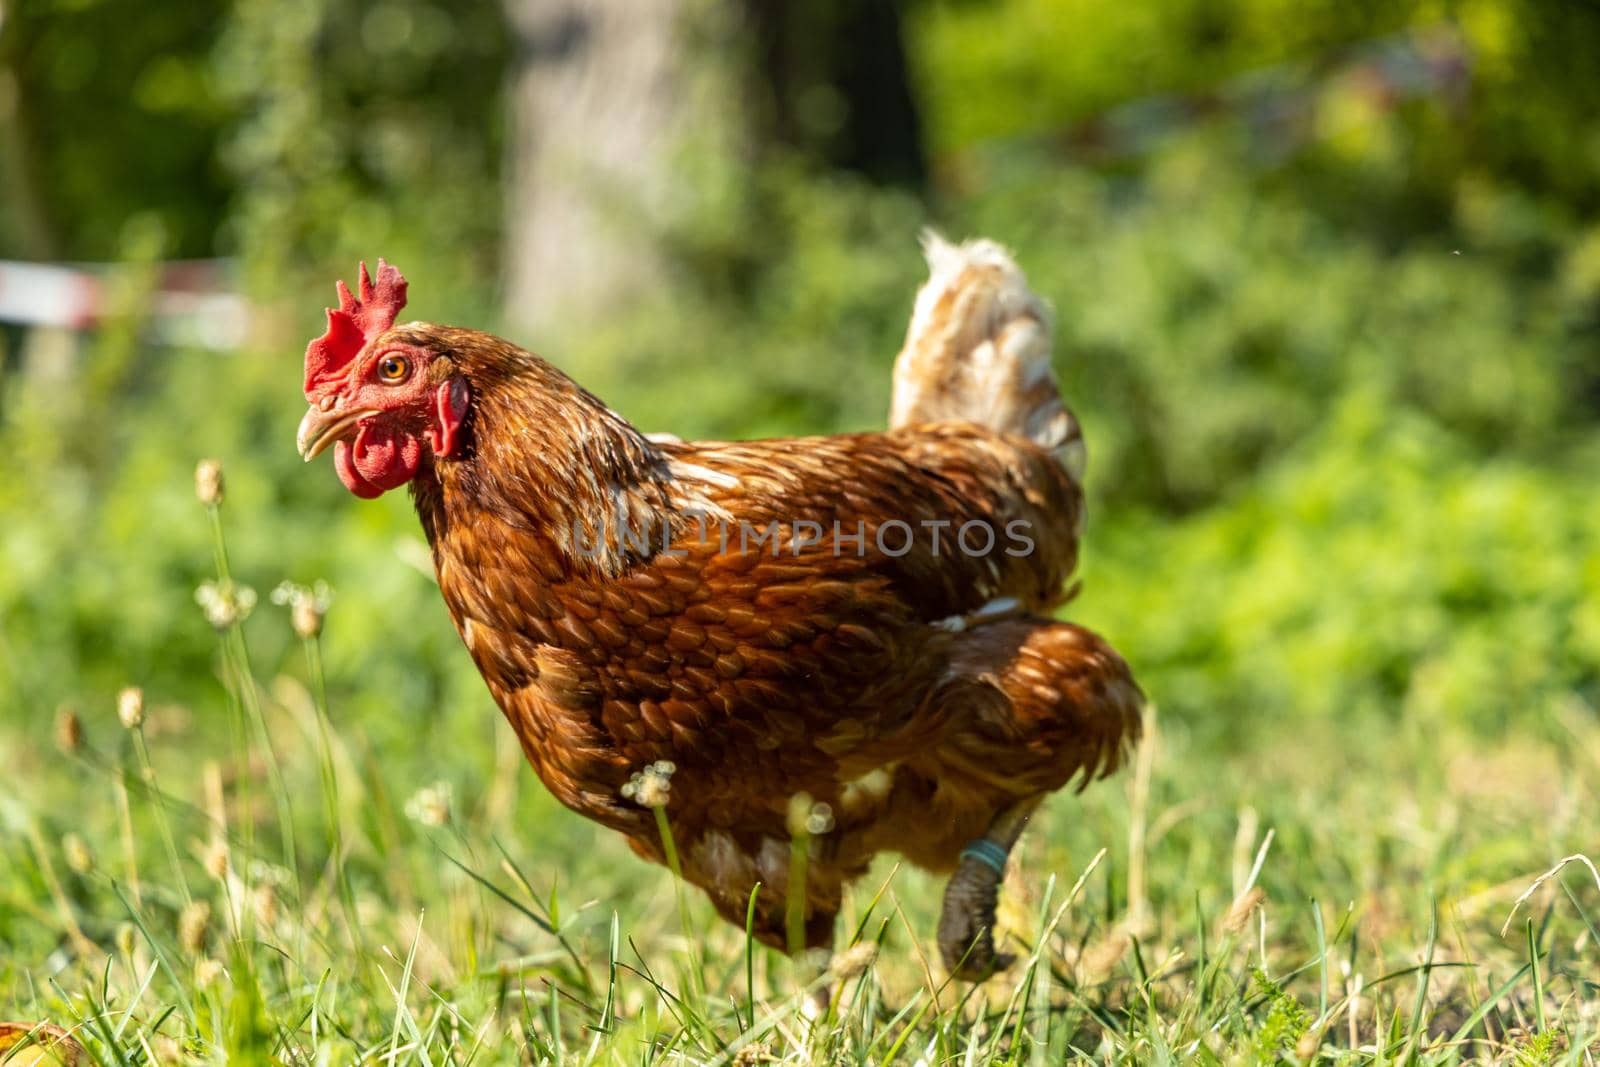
[890,233,1085,482]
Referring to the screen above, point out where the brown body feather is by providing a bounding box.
[394,240,1141,949]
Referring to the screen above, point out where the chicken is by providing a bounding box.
[295,236,1143,977]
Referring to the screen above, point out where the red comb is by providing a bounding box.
[304,259,408,400]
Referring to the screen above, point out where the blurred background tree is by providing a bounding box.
[0,0,1597,753]
[497,0,927,328]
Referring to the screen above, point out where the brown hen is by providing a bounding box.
[295,235,1143,977]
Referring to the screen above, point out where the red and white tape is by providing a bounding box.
[0,259,248,349]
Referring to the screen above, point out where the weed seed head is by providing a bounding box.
[292,597,322,638]
[731,1042,775,1066]
[195,957,224,988]
[202,838,229,880]
[195,458,224,505]
[117,686,145,729]
[62,833,93,875]
[1079,928,1131,981]
[55,706,85,754]
[254,884,278,927]
[828,941,878,981]
[178,899,211,955]
[1220,886,1267,937]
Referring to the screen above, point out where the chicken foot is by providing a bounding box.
[936,796,1040,979]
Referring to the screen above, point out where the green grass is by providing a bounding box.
[3,481,1599,1065]
[7,2,1600,1059]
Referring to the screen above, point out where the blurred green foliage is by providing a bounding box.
[1,0,1598,769]
[0,0,506,292]
[911,0,1600,210]
[1086,397,1600,734]
[215,0,507,294]
[4,7,1600,1055]
[0,0,229,257]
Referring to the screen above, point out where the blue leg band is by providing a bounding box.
[960,838,1009,876]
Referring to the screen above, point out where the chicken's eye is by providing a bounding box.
[377,354,410,384]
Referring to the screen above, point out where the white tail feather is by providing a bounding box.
[890,232,1085,482]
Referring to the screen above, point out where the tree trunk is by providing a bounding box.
[498,0,926,332]
[500,0,698,332]
[0,7,62,260]
[743,0,926,187]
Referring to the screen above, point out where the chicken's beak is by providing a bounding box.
[297,405,376,461]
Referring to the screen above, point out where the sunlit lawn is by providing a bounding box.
[3,483,1597,1064]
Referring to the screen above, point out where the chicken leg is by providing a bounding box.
[937,797,1039,979]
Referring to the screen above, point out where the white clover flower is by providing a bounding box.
[622,760,676,808]
[786,793,834,836]
[271,580,333,638]
[196,580,256,629]
[405,781,453,827]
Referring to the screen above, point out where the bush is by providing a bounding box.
[1076,394,1600,737]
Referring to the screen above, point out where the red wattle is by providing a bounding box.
[351,422,423,492]
[334,439,385,498]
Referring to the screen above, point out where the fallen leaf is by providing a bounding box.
[0,1022,86,1066]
